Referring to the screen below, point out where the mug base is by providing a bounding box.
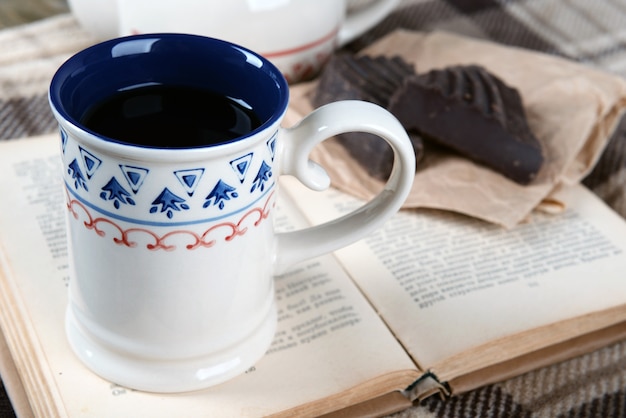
[64,304,277,393]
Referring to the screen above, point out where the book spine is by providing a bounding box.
[403,371,451,402]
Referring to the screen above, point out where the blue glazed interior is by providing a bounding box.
[49,33,289,147]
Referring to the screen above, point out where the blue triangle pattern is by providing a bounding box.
[267,134,277,161]
[79,146,102,179]
[230,152,253,183]
[60,128,68,154]
[174,168,205,196]
[182,174,196,188]
[119,165,150,194]
[127,171,142,185]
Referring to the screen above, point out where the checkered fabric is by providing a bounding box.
[0,1,625,417]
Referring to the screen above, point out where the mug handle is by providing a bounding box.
[274,100,415,274]
[338,0,400,46]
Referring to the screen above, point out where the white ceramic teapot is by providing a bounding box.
[68,0,399,82]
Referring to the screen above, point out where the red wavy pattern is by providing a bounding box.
[66,191,275,251]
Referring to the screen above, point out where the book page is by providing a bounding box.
[281,176,626,376]
[0,135,419,418]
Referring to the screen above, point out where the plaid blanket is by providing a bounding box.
[1,1,626,417]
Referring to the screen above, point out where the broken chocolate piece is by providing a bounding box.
[313,54,423,180]
[388,65,543,184]
[313,54,416,107]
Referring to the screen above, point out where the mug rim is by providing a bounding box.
[49,33,290,159]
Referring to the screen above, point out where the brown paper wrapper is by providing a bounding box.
[285,30,626,228]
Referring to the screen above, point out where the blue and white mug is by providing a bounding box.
[49,33,415,393]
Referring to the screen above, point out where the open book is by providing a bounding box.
[1,134,626,417]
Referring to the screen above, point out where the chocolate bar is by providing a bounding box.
[388,65,543,184]
[313,54,423,180]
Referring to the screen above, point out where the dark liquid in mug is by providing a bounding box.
[80,85,263,148]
